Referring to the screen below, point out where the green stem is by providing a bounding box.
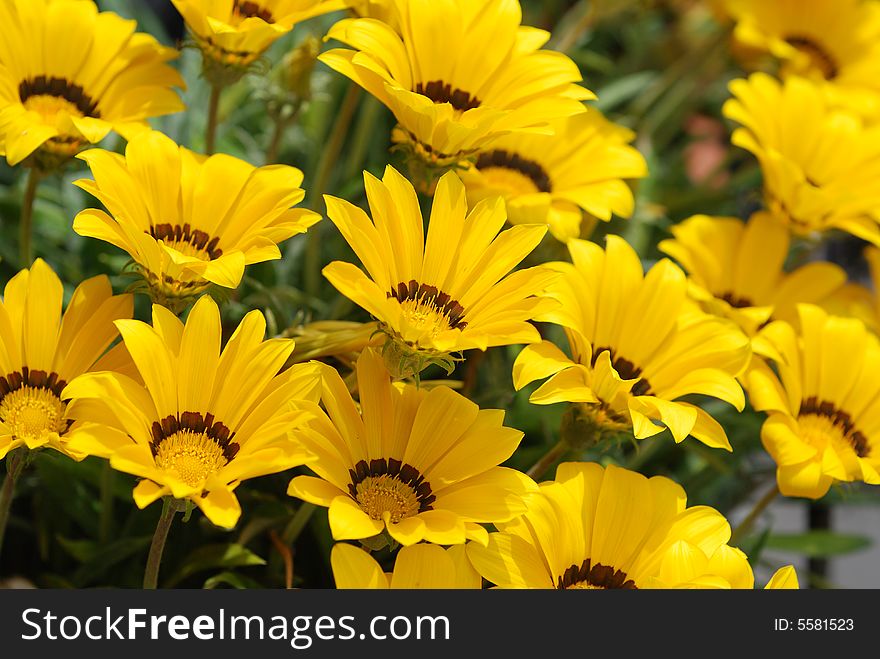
[205,84,222,155]
[265,104,302,165]
[0,449,27,563]
[282,502,316,545]
[19,168,40,267]
[729,483,780,547]
[99,460,115,544]
[526,439,569,481]
[143,497,181,589]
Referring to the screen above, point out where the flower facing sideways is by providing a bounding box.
[331,543,480,589]
[62,296,321,528]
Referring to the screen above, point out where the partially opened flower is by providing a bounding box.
[467,462,757,589]
[321,0,592,168]
[462,110,647,242]
[323,165,555,377]
[287,348,535,546]
[658,212,847,336]
[0,259,132,461]
[74,130,320,312]
[514,236,750,450]
[331,543,480,588]
[0,0,184,169]
[62,295,321,528]
[746,305,880,499]
[723,73,880,244]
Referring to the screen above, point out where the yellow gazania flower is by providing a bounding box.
[331,543,480,588]
[723,73,880,245]
[171,0,345,69]
[658,211,847,336]
[61,295,321,528]
[467,462,757,589]
[287,348,535,546]
[323,165,555,376]
[746,305,880,499]
[821,245,880,333]
[320,0,593,167]
[0,259,132,461]
[461,110,648,243]
[514,236,750,450]
[0,0,184,169]
[73,129,320,311]
[724,0,880,118]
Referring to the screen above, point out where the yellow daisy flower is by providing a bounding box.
[820,245,880,333]
[461,110,648,243]
[320,0,593,168]
[0,0,184,169]
[323,165,555,377]
[724,0,880,118]
[61,295,321,528]
[331,542,480,588]
[723,73,880,245]
[467,462,756,589]
[746,304,880,499]
[287,348,536,546]
[658,211,847,336]
[0,259,132,461]
[73,129,320,312]
[514,236,750,450]
[172,0,345,70]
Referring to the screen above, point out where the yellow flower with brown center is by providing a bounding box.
[658,211,847,336]
[320,0,593,168]
[287,348,535,546]
[467,462,761,589]
[746,305,880,499]
[514,236,750,450]
[461,109,648,242]
[331,543,480,588]
[62,295,321,528]
[723,73,880,244]
[73,130,320,311]
[723,0,880,118]
[323,165,555,377]
[0,0,184,170]
[0,259,132,460]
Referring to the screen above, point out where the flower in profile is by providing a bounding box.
[658,212,847,336]
[323,165,555,378]
[0,0,184,170]
[746,305,880,499]
[461,110,648,243]
[287,348,535,546]
[514,236,750,450]
[62,296,321,528]
[723,0,880,117]
[73,130,320,312]
[331,543,480,588]
[321,0,593,169]
[467,462,757,589]
[171,0,345,72]
[0,259,132,460]
[723,73,880,244]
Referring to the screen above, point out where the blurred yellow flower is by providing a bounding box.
[821,245,880,333]
[332,543,480,588]
[0,0,184,169]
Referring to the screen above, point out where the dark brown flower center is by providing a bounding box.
[557,559,637,589]
[389,280,468,331]
[719,291,754,309]
[785,35,838,79]
[149,411,240,463]
[348,457,436,519]
[18,75,100,117]
[148,223,224,260]
[591,346,652,396]
[476,149,553,193]
[414,80,481,111]
[799,396,869,458]
[233,0,274,22]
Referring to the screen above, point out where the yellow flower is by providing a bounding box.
[461,110,648,243]
[172,0,345,69]
[820,245,880,333]
[723,73,880,244]
[0,259,132,460]
[61,295,321,528]
[331,543,480,588]
[467,462,756,589]
[724,0,880,118]
[746,305,880,499]
[514,236,750,450]
[323,166,555,376]
[320,0,593,167]
[765,565,799,589]
[287,348,535,546]
[343,0,394,20]
[658,211,847,336]
[73,130,320,311]
[0,0,184,169]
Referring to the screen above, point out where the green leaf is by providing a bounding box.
[765,531,872,557]
[204,571,265,590]
[72,536,153,587]
[165,544,267,588]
